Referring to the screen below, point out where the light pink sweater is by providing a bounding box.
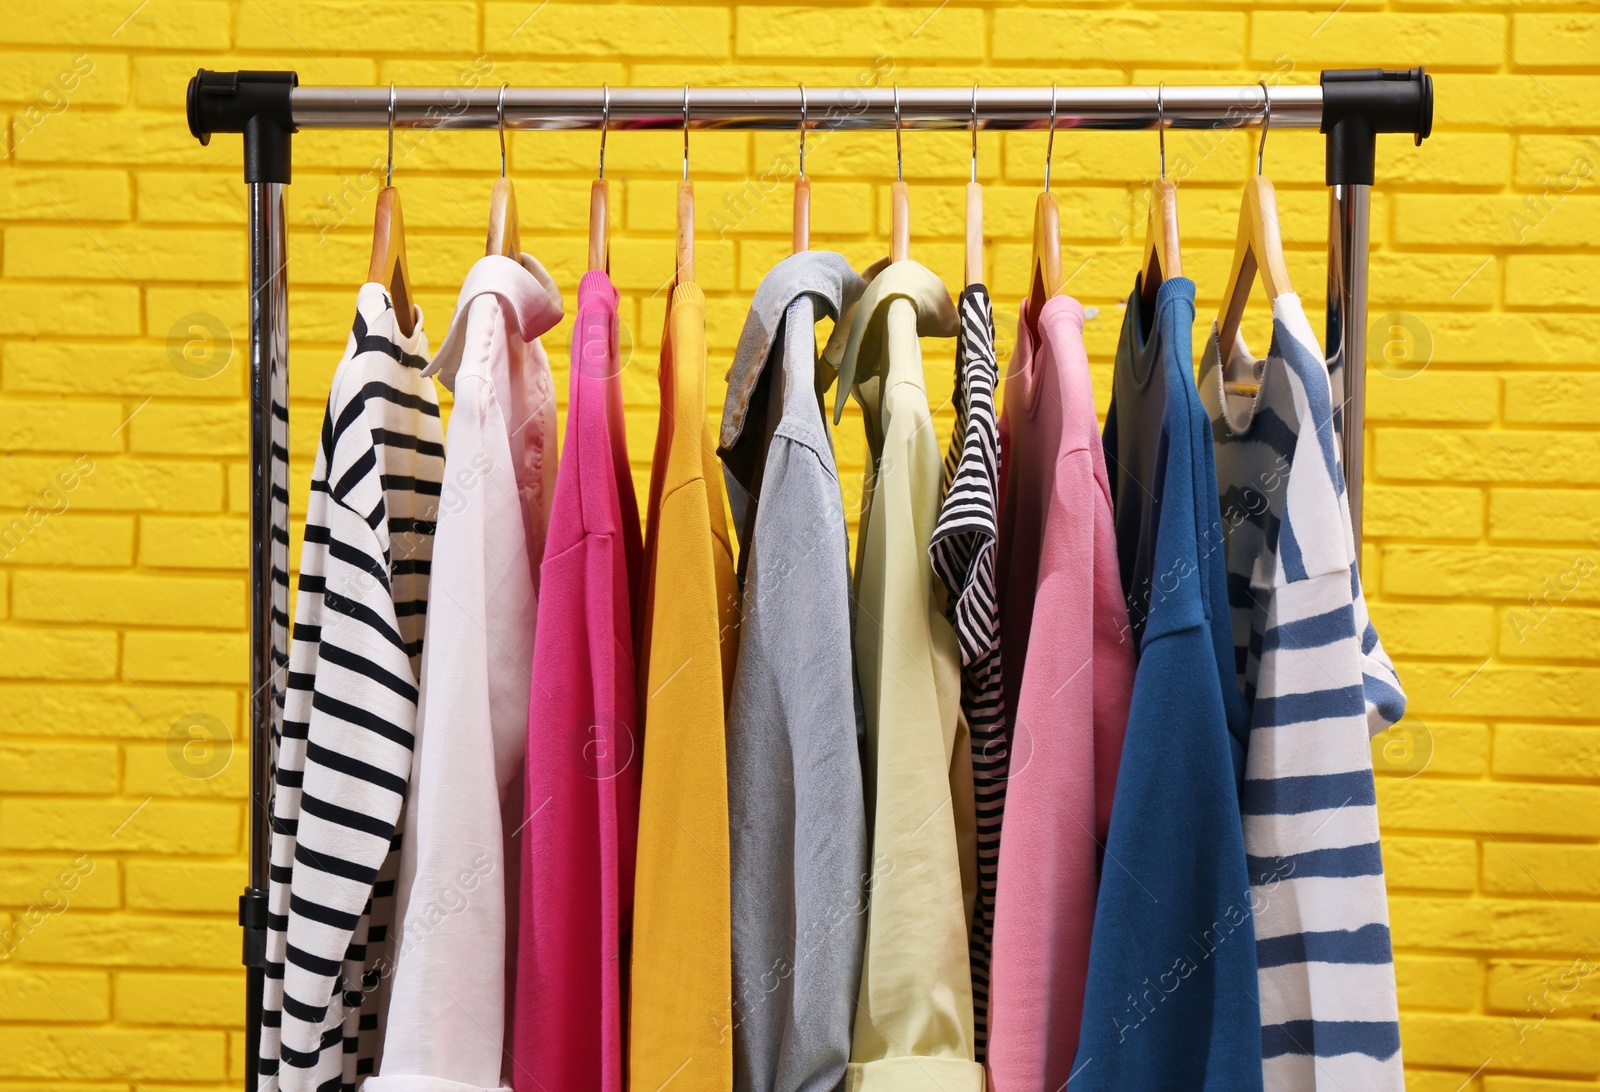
[987,294,1135,1090]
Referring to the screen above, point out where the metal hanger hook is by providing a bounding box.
[682,84,690,181]
[1257,80,1271,176]
[598,83,609,180]
[798,83,807,178]
[970,83,979,184]
[1157,82,1166,179]
[1045,82,1057,193]
[893,84,903,183]
[386,83,396,188]
[497,84,508,178]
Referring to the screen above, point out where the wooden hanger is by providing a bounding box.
[485,86,521,259]
[677,86,694,283]
[890,86,909,263]
[1139,85,1182,314]
[369,85,416,338]
[965,84,982,287]
[588,84,610,272]
[1217,83,1292,362]
[1026,85,1062,319]
[793,85,810,254]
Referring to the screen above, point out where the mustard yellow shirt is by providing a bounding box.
[630,282,740,1090]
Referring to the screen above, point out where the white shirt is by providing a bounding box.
[369,254,563,1092]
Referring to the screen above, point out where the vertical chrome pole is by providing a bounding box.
[244,179,288,1092]
[1327,182,1371,555]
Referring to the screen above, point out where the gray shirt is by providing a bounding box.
[719,251,869,1092]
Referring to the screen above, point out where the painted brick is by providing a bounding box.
[0,798,238,854]
[124,860,241,913]
[123,742,245,799]
[1514,15,1600,68]
[0,285,139,337]
[0,513,135,568]
[3,227,243,284]
[0,627,117,681]
[1406,1011,1600,1074]
[1514,134,1600,190]
[11,572,243,629]
[1384,546,1600,602]
[491,3,729,56]
[1481,843,1600,899]
[1376,781,1600,838]
[0,1027,226,1080]
[1363,485,1483,540]
[0,685,235,740]
[0,856,119,909]
[115,971,241,1026]
[1396,953,1481,1009]
[0,458,223,514]
[1487,957,1600,1021]
[137,516,246,570]
[4,342,245,401]
[1490,488,1600,542]
[1504,373,1600,426]
[995,10,1243,65]
[1500,605,1600,662]
[0,1,229,49]
[12,112,229,167]
[121,631,248,685]
[236,2,477,54]
[1370,602,1494,658]
[0,169,130,220]
[1392,897,1600,957]
[1251,12,1505,68]
[1494,725,1600,779]
[743,7,980,61]
[1383,836,1478,892]
[128,403,247,457]
[1376,430,1600,486]
[0,399,127,454]
[0,744,117,794]
[0,970,109,1023]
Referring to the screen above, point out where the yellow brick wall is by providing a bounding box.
[0,2,1596,1089]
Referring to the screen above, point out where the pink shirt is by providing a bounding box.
[513,271,643,1092]
[987,294,1135,1090]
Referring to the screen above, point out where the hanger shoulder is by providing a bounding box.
[486,176,520,259]
[677,179,694,284]
[369,186,415,338]
[964,180,983,288]
[1028,190,1061,315]
[1246,174,1290,300]
[588,178,609,273]
[1217,174,1291,354]
[792,176,810,254]
[1140,177,1181,310]
[890,180,910,264]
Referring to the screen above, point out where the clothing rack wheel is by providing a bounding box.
[184,67,1432,1092]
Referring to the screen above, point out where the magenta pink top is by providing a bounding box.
[986,294,1135,1090]
[513,271,643,1092]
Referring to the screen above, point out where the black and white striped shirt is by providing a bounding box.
[259,285,443,1091]
[929,283,1006,1061]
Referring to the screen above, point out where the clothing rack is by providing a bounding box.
[184,67,1433,1092]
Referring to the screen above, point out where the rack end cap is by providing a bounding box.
[187,69,299,184]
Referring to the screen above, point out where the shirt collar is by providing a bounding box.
[825,258,957,424]
[425,252,565,391]
[719,250,867,453]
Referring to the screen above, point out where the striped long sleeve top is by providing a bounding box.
[259,284,443,1090]
[1199,293,1407,1091]
[928,284,1006,1061]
